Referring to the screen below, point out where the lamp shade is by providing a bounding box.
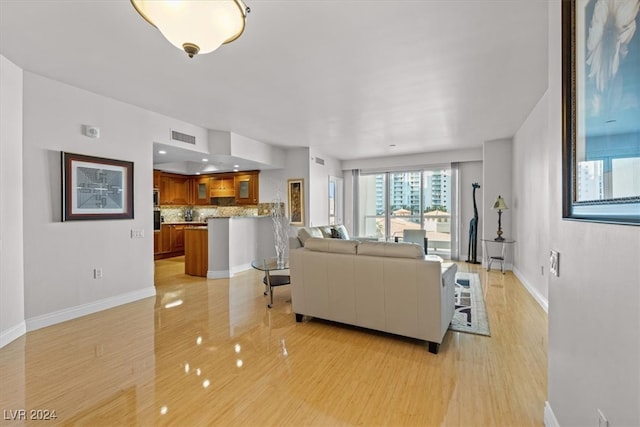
[493,195,508,210]
[131,0,249,57]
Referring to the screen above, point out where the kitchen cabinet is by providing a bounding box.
[234,172,259,205]
[153,170,161,189]
[193,176,211,205]
[156,224,186,258]
[153,231,160,255]
[156,171,259,206]
[170,224,185,253]
[210,176,235,198]
[159,173,192,205]
[159,174,173,205]
[170,176,191,205]
[161,225,171,253]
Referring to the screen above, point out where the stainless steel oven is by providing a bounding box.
[153,189,160,207]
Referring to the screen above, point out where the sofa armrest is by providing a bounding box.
[441,263,458,288]
[289,236,302,250]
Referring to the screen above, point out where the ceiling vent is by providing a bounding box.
[171,129,196,145]
[315,157,325,166]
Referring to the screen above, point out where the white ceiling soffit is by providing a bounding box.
[152,142,274,174]
[0,1,549,161]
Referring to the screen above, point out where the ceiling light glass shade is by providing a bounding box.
[131,0,249,58]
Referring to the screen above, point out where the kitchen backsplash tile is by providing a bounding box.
[160,206,260,223]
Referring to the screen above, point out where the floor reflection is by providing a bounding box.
[0,257,547,426]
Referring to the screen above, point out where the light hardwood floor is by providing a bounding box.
[0,258,547,426]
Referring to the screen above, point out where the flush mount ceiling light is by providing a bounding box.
[130,0,250,58]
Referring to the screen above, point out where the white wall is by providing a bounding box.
[22,72,155,326]
[230,133,285,169]
[342,147,482,171]
[19,72,211,330]
[513,92,550,308]
[0,55,26,347]
[259,148,310,229]
[150,113,209,150]
[309,148,343,227]
[520,2,640,424]
[482,139,514,268]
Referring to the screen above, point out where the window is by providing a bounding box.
[357,168,453,257]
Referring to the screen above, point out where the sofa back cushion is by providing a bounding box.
[297,227,323,246]
[304,237,358,254]
[357,241,424,259]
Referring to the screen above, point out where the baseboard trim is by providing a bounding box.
[207,269,230,279]
[0,321,27,348]
[544,401,560,427]
[513,267,549,313]
[25,287,156,332]
[230,263,251,277]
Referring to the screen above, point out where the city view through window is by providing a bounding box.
[358,169,452,257]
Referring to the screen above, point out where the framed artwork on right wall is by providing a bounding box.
[561,0,640,225]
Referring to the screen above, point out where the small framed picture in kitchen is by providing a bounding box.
[62,152,134,221]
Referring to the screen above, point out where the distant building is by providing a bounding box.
[577,160,604,201]
[374,170,450,214]
[424,171,451,212]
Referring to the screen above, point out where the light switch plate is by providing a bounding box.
[131,229,144,239]
[550,250,560,277]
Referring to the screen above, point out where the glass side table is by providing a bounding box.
[251,257,290,308]
[481,239,516,274]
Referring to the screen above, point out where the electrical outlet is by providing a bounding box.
[93,268,103,279]
[550,250,560,277]
[597,409,609,427]
[131,229,144,239]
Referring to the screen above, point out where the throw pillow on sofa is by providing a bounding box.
[330,227,344,239]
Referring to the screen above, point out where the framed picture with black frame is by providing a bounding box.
[561,0,640,225]
[62,152,134,221]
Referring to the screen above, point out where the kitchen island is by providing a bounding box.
[184,227,208,277]
[201,216,275,279]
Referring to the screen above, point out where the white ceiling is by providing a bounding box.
[0,0,549,168]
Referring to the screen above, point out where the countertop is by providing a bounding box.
[163,216,270,225]
[161,221,207,225]
[205,215,270,219]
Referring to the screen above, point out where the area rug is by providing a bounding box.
[449,272,491,336]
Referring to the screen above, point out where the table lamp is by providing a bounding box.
[493,195,508,241]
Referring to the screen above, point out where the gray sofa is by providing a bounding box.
[289,237,457,354]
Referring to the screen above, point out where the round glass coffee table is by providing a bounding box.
[251,258,290,308]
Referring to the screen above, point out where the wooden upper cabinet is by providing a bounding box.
[234,172,259,205]
[157,171,259,206]
[153,170,161,189]
[171,175,191,205]
[193,176,210,205]
[159,174,173,205]
[159,172,191,205]
[210,176,235,198]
